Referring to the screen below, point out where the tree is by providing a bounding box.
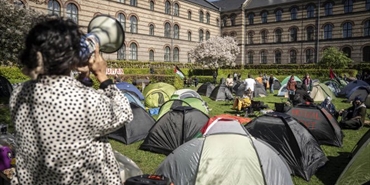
[189,36,240,68]
[319,47,352,69]
[0,0,40,65]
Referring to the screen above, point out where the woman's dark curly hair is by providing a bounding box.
[20,15,85,76]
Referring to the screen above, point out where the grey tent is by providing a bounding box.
[233,81,246,97]
[286,104,343,147]
[336,129,370,185]
[273,77,281,90]
[139,106,209,155]
[245,112,328,181]
[196,82,215,97]
[346,86,370,108]
[156,118,293,185]
[254,83,267,97]
[108,102,156,144]
[209,85,234,101]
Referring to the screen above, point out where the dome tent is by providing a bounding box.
[143,82,176,108]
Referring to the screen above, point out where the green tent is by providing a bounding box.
[336,130,370,185]
[143,82,176,108]
[157,98,209,120]
[310,82,336,102]
[280,75,302,86]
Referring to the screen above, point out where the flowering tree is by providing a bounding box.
[189,36,240,68]
[0,0,40,65]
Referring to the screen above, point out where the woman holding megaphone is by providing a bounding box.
[9,15,133,185]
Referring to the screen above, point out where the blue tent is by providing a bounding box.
[123,92,144,109]
[338,80,369,98]
[116,82,144,100]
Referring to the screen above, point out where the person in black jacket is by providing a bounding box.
[292,83,314,106]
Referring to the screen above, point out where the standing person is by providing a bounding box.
[225,74,234,93]
[268,74,275,93]
[303,73,313,92]
[244,74,256,99]
[262,73,268,90]
[9,16,133,185]
[255,73,263,84]
[233,72,238,82]
[287,75,297,102]
[149,65,155,74]
[339,97,366,129]
[194,76,199,87]
[213,70,218,85]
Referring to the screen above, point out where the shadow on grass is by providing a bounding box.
[315,152,351,185]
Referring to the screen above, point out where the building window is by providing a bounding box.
[174,24,179,39]
[230,14,236,26]
[130,0,137,6]
[150,0,154,11]
[291,7,298,20]
[66,3,78,23]
[188,31,191,41]
[174,3,179,16]
[276,9,282,22]
[117,44,126,60]
[364,20,370,36]
[199,11,204,23]
[261,30,267,43]
[48,0,61,16]
[222,33,228,37]
[275,51,282,64]
[149,50,154,61]
[342,47,352,58]
[290,50,297,63]
[165,1,171,14]
[222,16,227,27]
[149,24,154,35]
[206,13,210,24]
[206,31,210,40]
[307,26,315,40]
[275,29,282,43]
[324,2,333,16]
[307,5,315,18]
[248,13,254,25]
[173,47,179,62]
[164,23,171,38]
[367,0,370,10]
[260,51,267,64]
[248,51,254,64]
[199,29,204,42]
[343,22,352,38]
[129,43,137,61]
[248,32,254,44]
[130,16,137,33]
[216,18,219,26]
[14,0,25,8]
[164,46,171,62]
[261,11,268,23]
[117,13,126,31]
[344,0,353,13]
[363,46,370,62]
[306,48,314,63]
[118,0,125,3]
[230,32,236,37]
[290,27,297,41]
[324,24,333,39]
[188,11,192,19]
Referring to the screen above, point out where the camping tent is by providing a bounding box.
[286,104,343,147]
[114,150,143,182]
[254,83,267,97]
[209,85,234,101]
[280,75,302,87]
[171,89,202,100]
[245,112,328,181]
[197,82,215,97]
[116,82,144,100]
[233,81,246,97]
[324,80,342,96]
[143,82,176,108]
[336,129,370,185]
[0,75,13,98]
[338,80,369,98]
[122,91,144,109]
[310,82,336,102]
[139,106,209,155]
[109,102,156,144]
[272,77,282,90]
[157,98,209,119]
[346,86,370,107]
[157,117,293,185]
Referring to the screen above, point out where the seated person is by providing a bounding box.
[232,89,252,111]
[339,97,366,129]
[320,97,339,120]
[292,83,314,106]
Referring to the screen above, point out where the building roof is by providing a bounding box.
[187,0,219,11]
[245,0,302,9]
[212,0,246,12]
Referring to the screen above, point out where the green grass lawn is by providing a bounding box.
[111,88,370,185]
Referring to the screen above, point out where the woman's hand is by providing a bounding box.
[88,44,108,83]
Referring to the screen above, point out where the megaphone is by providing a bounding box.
[80,15,125,63]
